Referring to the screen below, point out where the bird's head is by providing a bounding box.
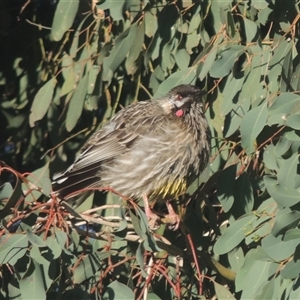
[160,85,206,117]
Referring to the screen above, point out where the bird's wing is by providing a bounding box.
[53,101,166,181]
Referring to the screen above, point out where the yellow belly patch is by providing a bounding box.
[150,179,187,200]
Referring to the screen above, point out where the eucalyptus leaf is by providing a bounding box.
[210,46,245,78]
[214,215,257,255]
[19,259,46,300]
[240,103,267,154]
[51,0,79,41]
[105,281,134,299]
[29,78,56,127]
[66,73,89,132]
[0,234,28,264]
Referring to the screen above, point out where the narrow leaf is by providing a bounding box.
[51,0,79,41]
[240,103,267,154]
[19,259,46,300]
[214,282,236,300]
[214,215,256,255]
[66,73,88,132]
[29,78,56,127]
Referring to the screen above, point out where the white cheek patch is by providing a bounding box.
[161,102,173,114]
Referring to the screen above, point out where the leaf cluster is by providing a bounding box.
[1,0,300,299]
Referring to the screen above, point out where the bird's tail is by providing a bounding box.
[52,164,101,206]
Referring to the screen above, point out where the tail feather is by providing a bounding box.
[52,164,101,200]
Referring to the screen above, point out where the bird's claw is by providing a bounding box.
[147,213,161,230]
[165,213,181,231]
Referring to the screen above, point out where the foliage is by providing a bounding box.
[1,0,300,299]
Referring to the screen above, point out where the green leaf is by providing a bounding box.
[235,247,269,291]
[281,48,293,92]
[174,48,190,70]
[227,11,236,38]
[69,14,91,57]
[241,260,275,299]
[263,144,279,171]
[252,0,269,9]
[266,181,300,207]
[197,47,217,81]
[275,136,292,157]
[285,130,300,141]
[105,281,134,299]
[66,73,88,132]
[186,30,201,53]
[217,165,236,213]
[23,165,50,202]
[87,65,100,96]
[29,78,56,127]
[268,93,300,117]
[188,6,201,34]
[254,277,278,300]
[60,53,76,97]
[136,243,148,278]
[277,153,299,190]
[288,277,300,299]
[0,182,13,202]
[102,24,137,83]
[97,1,123,20]
[233,172,254,215]
[291,63,300,91]
[286,114,300,130]
[19,259,46,300]
[146,293,161,300]
[144,11,157,37]
[281,258,300,279]
[29,245,54,290]
[125,22,144,75]
[55,230,68,249]
[210,46,245,78]
[161,42,176,71]
[74,253,109,284]
[257,6,272,25]
[223,98,250,138]
[240,103,267,154]
[228,247,245,272]
[221,75,245,115]
[214,282,236,300]
[0,181,19,214]
[0,234,28,264]
[269,39,292,68]
[154,67,197,98]
[272,211,300,237]
[283,229,300,241]
[262,234,300,261]
[45,236,62,259]
[51,0,79,41]
[239,64,263,103]
[26,230,47,247]
[243,18,258,42]
[129,210,146,239]
[214,215,256,255]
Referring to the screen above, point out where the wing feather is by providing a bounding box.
[52,100,166,198]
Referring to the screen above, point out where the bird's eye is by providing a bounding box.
[176,94,183,101]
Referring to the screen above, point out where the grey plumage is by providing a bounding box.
[52,85,211,208]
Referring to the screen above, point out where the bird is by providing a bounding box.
[52,84,211,229]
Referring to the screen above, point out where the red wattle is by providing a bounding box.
[175,109,184,117]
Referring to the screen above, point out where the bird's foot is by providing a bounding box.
[143,194,161,230]
[164,213,180,231]
[146,211,161,230]
[165,200,181,231]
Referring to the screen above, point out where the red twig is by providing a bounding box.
[186,232,203,295]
